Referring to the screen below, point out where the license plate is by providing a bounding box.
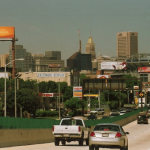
[63,134,69,137]
[102,133,109,137]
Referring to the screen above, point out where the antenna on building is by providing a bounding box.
[78,30,81,53]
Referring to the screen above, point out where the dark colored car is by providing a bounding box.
[137,114,148,124]
[102,115,110,119]
[147,109,150,118]
[87,114,97,120]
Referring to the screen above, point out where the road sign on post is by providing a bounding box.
[139,91,144,98]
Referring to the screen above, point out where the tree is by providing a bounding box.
[63,86,73,101]
[122,74,139,88]
[1,88,40,117]
[64,97,82,114]
[80,73,90,86]
[0,78,9,92]
[46,80,57,93]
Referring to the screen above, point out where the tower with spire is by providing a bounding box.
[86,37,96,60]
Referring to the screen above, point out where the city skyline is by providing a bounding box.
[0,0,150,61]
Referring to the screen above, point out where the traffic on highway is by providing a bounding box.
[1,116,150,150]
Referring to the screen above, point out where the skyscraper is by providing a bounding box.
[117,32,138,59]
[86,37,96,60]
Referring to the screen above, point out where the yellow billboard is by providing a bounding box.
[0,26,15,39]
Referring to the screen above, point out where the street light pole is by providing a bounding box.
[128,91,129,107]
[59,79,60,120]
[15,77,16,117]
[98,90,100,108]
[4,58,24,117]
[4,64,6,117]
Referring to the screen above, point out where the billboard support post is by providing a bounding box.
[12,39,15,79]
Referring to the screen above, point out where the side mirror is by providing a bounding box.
[125,132,129,134]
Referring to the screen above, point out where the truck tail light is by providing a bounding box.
[78,126,81,132]
[115,132,122,138]
[90,132,95,137]
[52,126,54,131]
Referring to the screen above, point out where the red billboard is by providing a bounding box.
[138,67,150,73]
[0,26,15,39]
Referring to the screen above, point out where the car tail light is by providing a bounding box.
[52,126,54,131]
[115,132,122,138]
[90,132,95,137]
[78,126,81,132]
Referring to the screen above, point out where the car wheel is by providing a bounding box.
[79,139,83,146]
[95,146,99,150]
[55,138,59,146]
[86,138,89,145]
[89,145,94,150]
[61,140,66,145]
[120,144,128,150]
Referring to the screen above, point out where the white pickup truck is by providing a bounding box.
[52,117,91,146]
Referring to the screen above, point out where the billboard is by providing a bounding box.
[73,86,82,97]
[0,27,15,40]
[101,62,126,70]
[97,75,109,78]
[138,67,150,73]
[39,93,53,97]
[48,64,60,68]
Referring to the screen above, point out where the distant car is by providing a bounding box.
[137,113,148,124]
[120,110,126,115]
[101,115,110,119]
[126,108,133,113]
[87,114,97,120]
[110,109,120,116]
[147,109,150,118]
[90,108,105,115]
[147,102,150,106]
[89,123,129,150]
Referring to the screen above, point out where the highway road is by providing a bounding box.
[1,119,150,150]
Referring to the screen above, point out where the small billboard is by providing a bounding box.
[97,75,108,78]
[101,62,126,70]
[138,67,150,73]
[48,64,60,68]
[73,86,82,97]
[39,93,53,97]
[0,26,15,40]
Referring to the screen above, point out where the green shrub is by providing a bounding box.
[35,110,58,117]
[68,111,74,117]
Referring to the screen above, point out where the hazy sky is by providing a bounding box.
[0,0,150,63]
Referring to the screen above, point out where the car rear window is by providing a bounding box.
[138,115,146,119]
[61,119,83,126]
[94,125,120,132]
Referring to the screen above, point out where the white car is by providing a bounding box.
[89,123,129,150]
[120,111,126,115]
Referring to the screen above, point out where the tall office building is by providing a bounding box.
[9,45,34,72]
[117,32,138,59]
[86,37,96,60]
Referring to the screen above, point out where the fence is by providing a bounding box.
[0,108,146,129]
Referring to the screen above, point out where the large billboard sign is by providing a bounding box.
[0,26,15,40]
[101,62,126,70]
[138,67,150,73]
[73,86,82,97]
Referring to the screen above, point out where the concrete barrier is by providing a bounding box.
[0,129,54,148]
[0,111,144,148]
